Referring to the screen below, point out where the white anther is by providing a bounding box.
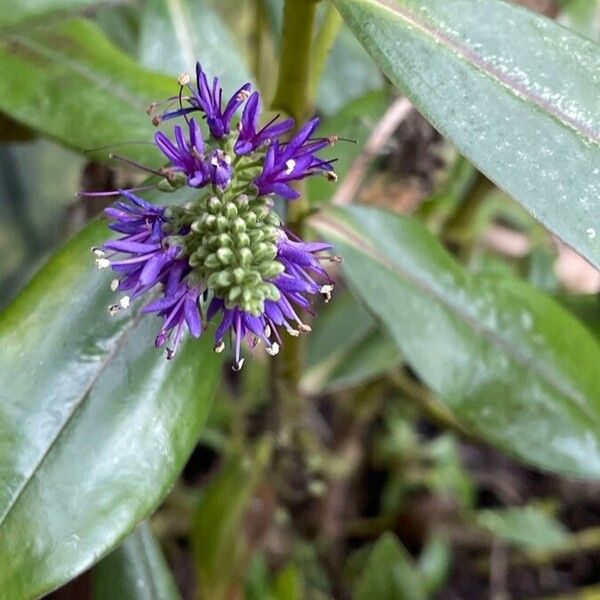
[326,171,338,182]
[166,348,176,360]
[286,324,300,337]
[96,258,111,269]
[214,341,225,353]
[108,304,119,316]
[119,296,131,309]
[329,255,343,263]
[232,358,245,371]
[91,246,105,257]
[320,284,334,303]
[237,89,251,101]
[285,159,296,175]
[178,73,190,86]
[266,342,280,356]
[298,322,312,333]
[110,279,119,292]
[264,324,272,338]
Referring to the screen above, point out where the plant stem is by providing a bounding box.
[270,0,319,398]
[272,0,319,125]
[309,4,343,103]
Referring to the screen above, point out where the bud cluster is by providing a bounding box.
[92,62,338,369]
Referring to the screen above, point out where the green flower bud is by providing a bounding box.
[204,253,221,269]
[223,202,238,220]
[207,196,222,214]
[216,247,235,265]
[238,247,253,267]
[233,267,246,284]
[259,260,285,279]
[235,232,251,247]
[216,215,230,232]
[231,217,246,234]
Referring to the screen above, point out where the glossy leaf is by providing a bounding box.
[333,0,600,268]
[0,191,221,598]
[301,291,399,394]
[0,18,173,165]
[139,0,253,94]
[311,206,600,477]
[476,506,569,550]
[92,522,182,600]
[318,25,384,115]
[0,0,111,31]
[355,534,427,600]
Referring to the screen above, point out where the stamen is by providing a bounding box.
[237,89,251,101]
[285,323,300,337]
[326,171,338,182]
[320,284,334,303]
[232,358,245,371]
[119,296,131,309]
[298,322,312,333]
[214,341,225,353]
[178,73,190,86]
[264,324,272,338]
[108,304,119,316]
[96,258,111,269]
[285,159,296,175]
[110,279,120,292]
[266,342,280,356]
[166,348,176,360]
[329,255,343,263]
[91,247,105,257]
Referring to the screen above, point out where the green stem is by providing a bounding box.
[270,0,319,398]
[309,4,343,103]
[272,0,319,124]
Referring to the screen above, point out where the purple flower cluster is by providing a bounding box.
[95,62,338,368]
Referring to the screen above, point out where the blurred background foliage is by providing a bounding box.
[1,0,600,599]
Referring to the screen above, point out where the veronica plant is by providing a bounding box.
[94,64,339,370]
[1,1,600,599]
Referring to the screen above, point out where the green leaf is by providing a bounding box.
[193,440,271,600]
[318,25,384,115]
[92,522,182,600]
[559,0,600,42]
[417,534,452,596]
[301,291,400,394]
[355,534,427,600]
[476,506,569,550]
[333,0,600,268]
[0,194,221,598]
[0,0,112,31]
[0,18,174,165]
[139,0,253,94]
[311,205,600,477]
[270,564,303,600]
[308,90,390,204]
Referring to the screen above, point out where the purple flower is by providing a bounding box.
[162,63,251,139]
[234,91,294,156]
[142,260,202,359]
[155,119,233,189]
[254,118,335,199]
[155,119,210,188]
[207,149,232,188]
[206,230,334,370]
[97,191,179,305]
